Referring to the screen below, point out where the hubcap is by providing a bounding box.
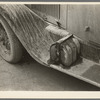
[0,23,10,55]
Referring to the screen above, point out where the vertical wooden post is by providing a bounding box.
[60,5,67,29]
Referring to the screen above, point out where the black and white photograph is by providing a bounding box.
[1,3,100,91]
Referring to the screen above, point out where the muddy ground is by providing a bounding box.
[0,53,100,91]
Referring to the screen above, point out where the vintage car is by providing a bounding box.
[0,4,100,87]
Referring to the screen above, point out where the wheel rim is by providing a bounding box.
[0,23,11,56]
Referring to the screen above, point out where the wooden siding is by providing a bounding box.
[67,5,89,42]
[87,5,100,45]
[27,4,100,45]
[60,5,68,29]
[67,5,100,45]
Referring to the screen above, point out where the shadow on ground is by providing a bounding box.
[0,52,100,91]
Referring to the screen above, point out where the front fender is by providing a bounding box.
[0,4,69,66]
[0,4,55,66]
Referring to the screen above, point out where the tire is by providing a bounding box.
[0,15,23,63]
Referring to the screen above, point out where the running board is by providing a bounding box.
[50,58,100,88]
[46,24,100,88]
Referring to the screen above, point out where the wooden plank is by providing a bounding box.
[80,42,100,63]
[67,5,100,46]
[67,5,90,41]
[60,5,67,29]
[87,5,100,45]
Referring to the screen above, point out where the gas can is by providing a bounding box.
[60,44,73,67]
[50,34,80,67]
[60,38,77,67]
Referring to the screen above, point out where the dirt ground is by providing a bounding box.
[0,53,100,91]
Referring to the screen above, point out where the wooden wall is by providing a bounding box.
[67,5,100,45]
[67,5,89,41]
[27,4,100,46]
